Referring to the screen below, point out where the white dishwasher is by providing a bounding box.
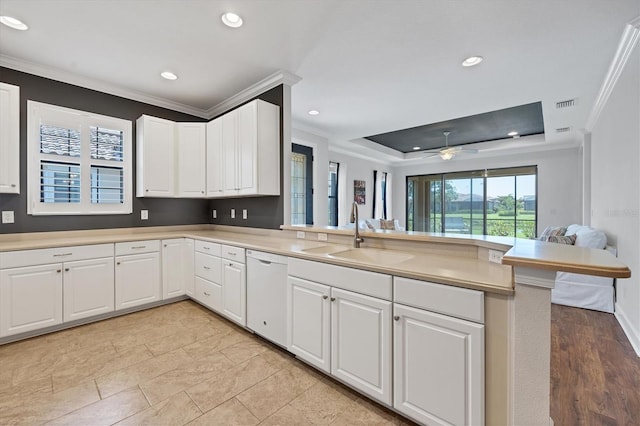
[246,250,288,347]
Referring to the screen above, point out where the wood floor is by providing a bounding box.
[550,304,640,425]
[1,300,638,425]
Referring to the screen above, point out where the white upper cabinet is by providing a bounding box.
[214,99,280,197]
[176,123,206,198]
[0,82,20,194]
[206,118,223,197]
[136,115,175,197]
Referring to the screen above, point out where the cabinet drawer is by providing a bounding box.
[394,277,484,323]
[0,244,114,269]
[195,252,222,282]
[195,240,221,256]
[195,276,222,312]
[288,258,392,300]
[222,245,245,263]
[115,240,160,256]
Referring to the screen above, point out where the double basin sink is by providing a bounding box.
[300,245,414,265]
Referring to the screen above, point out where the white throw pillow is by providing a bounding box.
[574,227,607,249]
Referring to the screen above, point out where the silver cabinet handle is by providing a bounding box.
[11,184,16,187]
[330,297,336,302]
[53,253,73,257]
[131,245,146,249]
[203,246,210,250]
[322,295,328,300]
[203,291,211,297]
[394,316,400,321]
[117,262,121,265]
[227,252,236,256]
[56,269,62,273]
[203,266,211,270]
[64,268,69,272]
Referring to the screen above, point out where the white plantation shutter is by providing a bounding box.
[28,101,132,215]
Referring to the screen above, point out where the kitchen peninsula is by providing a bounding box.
[0,224,630,426]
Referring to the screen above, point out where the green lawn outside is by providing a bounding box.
[419,212,536,238]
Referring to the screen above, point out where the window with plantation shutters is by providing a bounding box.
[27,101,132,215]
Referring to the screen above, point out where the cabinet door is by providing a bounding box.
[287,276,331,373]
[0,82,20,194]
[184,239,195,297]
[331,288,392,405]
[205,118,223,197]
[177,123,206,197]
[221,110,238,193]
[162,239,185,299]
[222,259,246,326]
[136,115,175,197]
[0,264,63,337]
[63,257,115,322]
[237,101,257,192]
[394,303,484,426]
[115,252,161,310]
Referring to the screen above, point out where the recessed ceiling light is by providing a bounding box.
[0,16,28,30]
[308,110,320,116]
[462,56,483,67]
[413,146,421,150]
[507,131,519,137]
[221,12,243,28]
[160,71,178,80]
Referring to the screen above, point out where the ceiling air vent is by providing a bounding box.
[555,127,572,133]
[555,99,576,109]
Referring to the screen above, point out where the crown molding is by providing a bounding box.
[585,17,640,131]
[0,54,210,118]
[205,70,301,119]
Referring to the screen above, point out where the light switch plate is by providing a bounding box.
[231,209,235,219]
[1,211,15,224]
[317,233,328,241]
[242,209,248,219]
[213,209,217,219]
[296,231,306,239]
[488,250,503,264]
[140,210,149,220]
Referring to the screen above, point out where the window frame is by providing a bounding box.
[27,101,133,216]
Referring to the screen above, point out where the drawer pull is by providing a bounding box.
[203,291,211,297]
[394,316,400,321]
[53,253,73,257]
[322,295,328,300]
[56,269,62,273]
[330,297,336,302]
[227,252,236,256]
[11,184,16,187]
[64,268,69,272]
[131,245,146,249]
[203,266,211,270]
[203,246,210,250]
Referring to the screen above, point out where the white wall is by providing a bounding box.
[329,150,392,225]
[292,127,329,226]
[391,147,583,234]
[589,42,640,354]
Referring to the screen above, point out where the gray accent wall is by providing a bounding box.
[0,67,285,233]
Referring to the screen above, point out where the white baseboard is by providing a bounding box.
[614,303,640,357]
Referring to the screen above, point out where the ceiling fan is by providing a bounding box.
[423,131,478,160]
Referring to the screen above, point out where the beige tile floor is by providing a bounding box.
[0,301,415,425]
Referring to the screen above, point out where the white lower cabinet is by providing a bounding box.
[221,259,246,326]
[195,276,222,311]
[184,239,195,297]
[393,303,484,426]
[287,276,392,405]
[63,257,114,322]
[0,264,63,337]
[115,241,161,310]
[162,238,193,299]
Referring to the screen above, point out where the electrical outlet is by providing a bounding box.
[317,233,328,241]
[242,209,248,220]
[231,209,235,219]
[2,211,15,224]
[488,250,503,264]
[140,210,148,220]
[296,231,306,239]
[212,209,217,219]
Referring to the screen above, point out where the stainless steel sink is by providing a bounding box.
[328,248,414,264]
